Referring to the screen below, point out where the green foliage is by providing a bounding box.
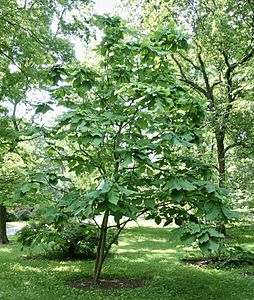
[7,207,32,222]
[49,16,210,219]
[213,246,254,269]
[17,220,116,260]
[0,0,93,244]
[120,0,254,210]
[175,223,225,255]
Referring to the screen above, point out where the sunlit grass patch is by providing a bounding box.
[0,247,12,253]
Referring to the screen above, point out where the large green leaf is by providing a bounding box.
[222,207,240,219]
[208,239,220,251]
[108,188,120,205]
[117,186,136,197]
[199,232,210,244]
[35,103,53,114]
[207,228,225,238]
[121,155,133,168]
[179,180,196,191]
[171,190,184,202]
[144,198,156,208]
[206,206,221,221]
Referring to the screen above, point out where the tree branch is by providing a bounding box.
[231,47,254,70]
[0,17,48,50]
[0,49,28,79]
[211,75,222,90]
[171,54,208,97]
[103,208,149,263]
[12,101,20,132]
[176,51,201,71]
[197,52,215,111]
[222,50,234,104]
[225,141,253,153]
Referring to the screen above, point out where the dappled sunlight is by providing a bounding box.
[117,248,177,254]
[0,247,12,253]
[244,244,254,251]
[117,239,179,254]
[114,227,183,268]
[149,248,177,254]
[52,265,82,273]
[12,264,43,273]
[115,256,146,263]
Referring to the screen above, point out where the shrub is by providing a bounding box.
[7,211,18,222]
[17,221,116,260]
[213,246,254,269]
[7,207,33,222]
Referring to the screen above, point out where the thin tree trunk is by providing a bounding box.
[0,204,9,244]
[93,210,109,284]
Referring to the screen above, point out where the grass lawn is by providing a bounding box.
[0,225,254,300]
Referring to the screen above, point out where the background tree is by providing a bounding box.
[119,0,254,210]
[0,0,92,243]
[0,151,27,243]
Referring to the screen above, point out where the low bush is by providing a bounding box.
[7,207,32,222]
[213,246,254,269]
[17,221,116,260]
[7,211,17,222]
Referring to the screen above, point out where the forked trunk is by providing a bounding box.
[93,210,109,284]
[0,204,9,244]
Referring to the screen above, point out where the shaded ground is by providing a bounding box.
[69,277,144,290]
[183,257,219,267]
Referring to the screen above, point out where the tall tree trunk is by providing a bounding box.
[215,131,226,186]
[93,210,109,284]
[215,131,227,235]
[0,204,9,244]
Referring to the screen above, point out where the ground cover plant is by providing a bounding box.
[0,223,254,300]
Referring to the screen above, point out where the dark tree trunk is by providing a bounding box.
[68,243,75,258]
[215,131,226,186]
[0,204,9,244]
[93,210,109,284]
[215,131,227,236]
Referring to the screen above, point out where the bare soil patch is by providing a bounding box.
[68,277,144,290]
[183,256,254,273]
[183,256,219,267]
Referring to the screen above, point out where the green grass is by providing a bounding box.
[0,225,254,300]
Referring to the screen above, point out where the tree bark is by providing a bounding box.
[93,210,109,284]
[215,131,227,235]
[215,131,226,186]
[0,204,9,244]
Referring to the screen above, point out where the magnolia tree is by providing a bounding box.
[45,16,232,284]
